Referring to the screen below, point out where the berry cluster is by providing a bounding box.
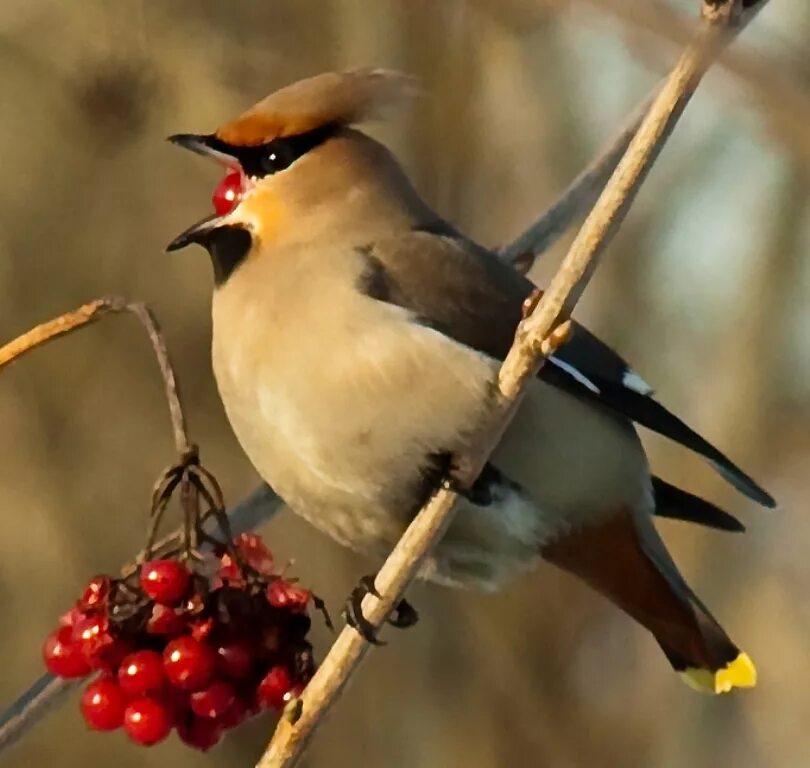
[43,534,316,750]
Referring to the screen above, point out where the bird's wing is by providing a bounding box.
[362,228,774,508]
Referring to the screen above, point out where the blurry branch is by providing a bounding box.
[502,0,776,271]
[501,95,652,268]
[257,2,762,766]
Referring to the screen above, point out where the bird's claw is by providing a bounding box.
[343,574,385,645]
[388,597,419,629]
[342,574,419,643]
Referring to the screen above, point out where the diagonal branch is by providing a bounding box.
[256,1,765,765]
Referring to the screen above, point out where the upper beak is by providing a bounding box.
[167,133,239,167]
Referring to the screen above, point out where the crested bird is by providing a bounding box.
[167,69,772,694]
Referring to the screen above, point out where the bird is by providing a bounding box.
[167,68,773,694]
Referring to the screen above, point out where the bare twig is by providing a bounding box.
[0,296,189,455]
[257,2,765,765]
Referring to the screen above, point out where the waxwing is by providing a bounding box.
[168,69,772,693]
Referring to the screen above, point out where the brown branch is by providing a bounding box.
[257,2,763,765]
[0,296,189,455]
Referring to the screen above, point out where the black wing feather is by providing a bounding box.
[652,476,745,532]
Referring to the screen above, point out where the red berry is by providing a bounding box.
[78,575,111,612]
[189,618,214,642]
[211,171,242,216]
[222,533,273,576]
[81,679,126,731]
[163,636,216,691]
[118,650,165,697]
[257,665,293,710]
[42,626,91,678]
[190,680,236,719]
[215,640,254,680]
[266,579,311,612]
[72,615,127,670]
[140,560,190,606]
[216,696,251,730]
[177,715,223,752]
[146,604,186,636]
[123,697,172,745]
[72,614,107,648]
[155,685,189,723]
[59,606,86,628]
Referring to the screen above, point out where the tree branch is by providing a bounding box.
[0,296,189,455]
[257,2,764,765]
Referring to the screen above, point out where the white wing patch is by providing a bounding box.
[549,355,600,394]
[621,368,654,396]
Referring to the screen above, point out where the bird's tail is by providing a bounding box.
[541,511,756,694]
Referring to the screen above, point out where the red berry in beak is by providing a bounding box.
[212,171,242,216]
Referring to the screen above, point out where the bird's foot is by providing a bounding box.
[442,459,503,507]
[342,574,419,644]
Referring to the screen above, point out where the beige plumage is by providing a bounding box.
[168,69,770,693]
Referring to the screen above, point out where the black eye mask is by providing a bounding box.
[202,124,337,179]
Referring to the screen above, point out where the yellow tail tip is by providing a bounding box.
[679,652,757,694]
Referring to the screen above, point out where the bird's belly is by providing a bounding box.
[212,292,500,559]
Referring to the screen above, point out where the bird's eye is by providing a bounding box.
[260,142,295,175]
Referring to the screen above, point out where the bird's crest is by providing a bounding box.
[215,69,415,147]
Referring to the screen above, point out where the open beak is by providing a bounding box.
[167,133,246,251]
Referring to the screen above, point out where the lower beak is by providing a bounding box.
[166,214,220,252]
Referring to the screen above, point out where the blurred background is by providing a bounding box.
[1,0,808,766]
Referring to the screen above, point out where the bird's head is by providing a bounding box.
[167,69,421,285]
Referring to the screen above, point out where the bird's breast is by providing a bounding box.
[209,252,496,554]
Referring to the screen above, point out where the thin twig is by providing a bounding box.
[0,296,189,455]
[257,2,760,765]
